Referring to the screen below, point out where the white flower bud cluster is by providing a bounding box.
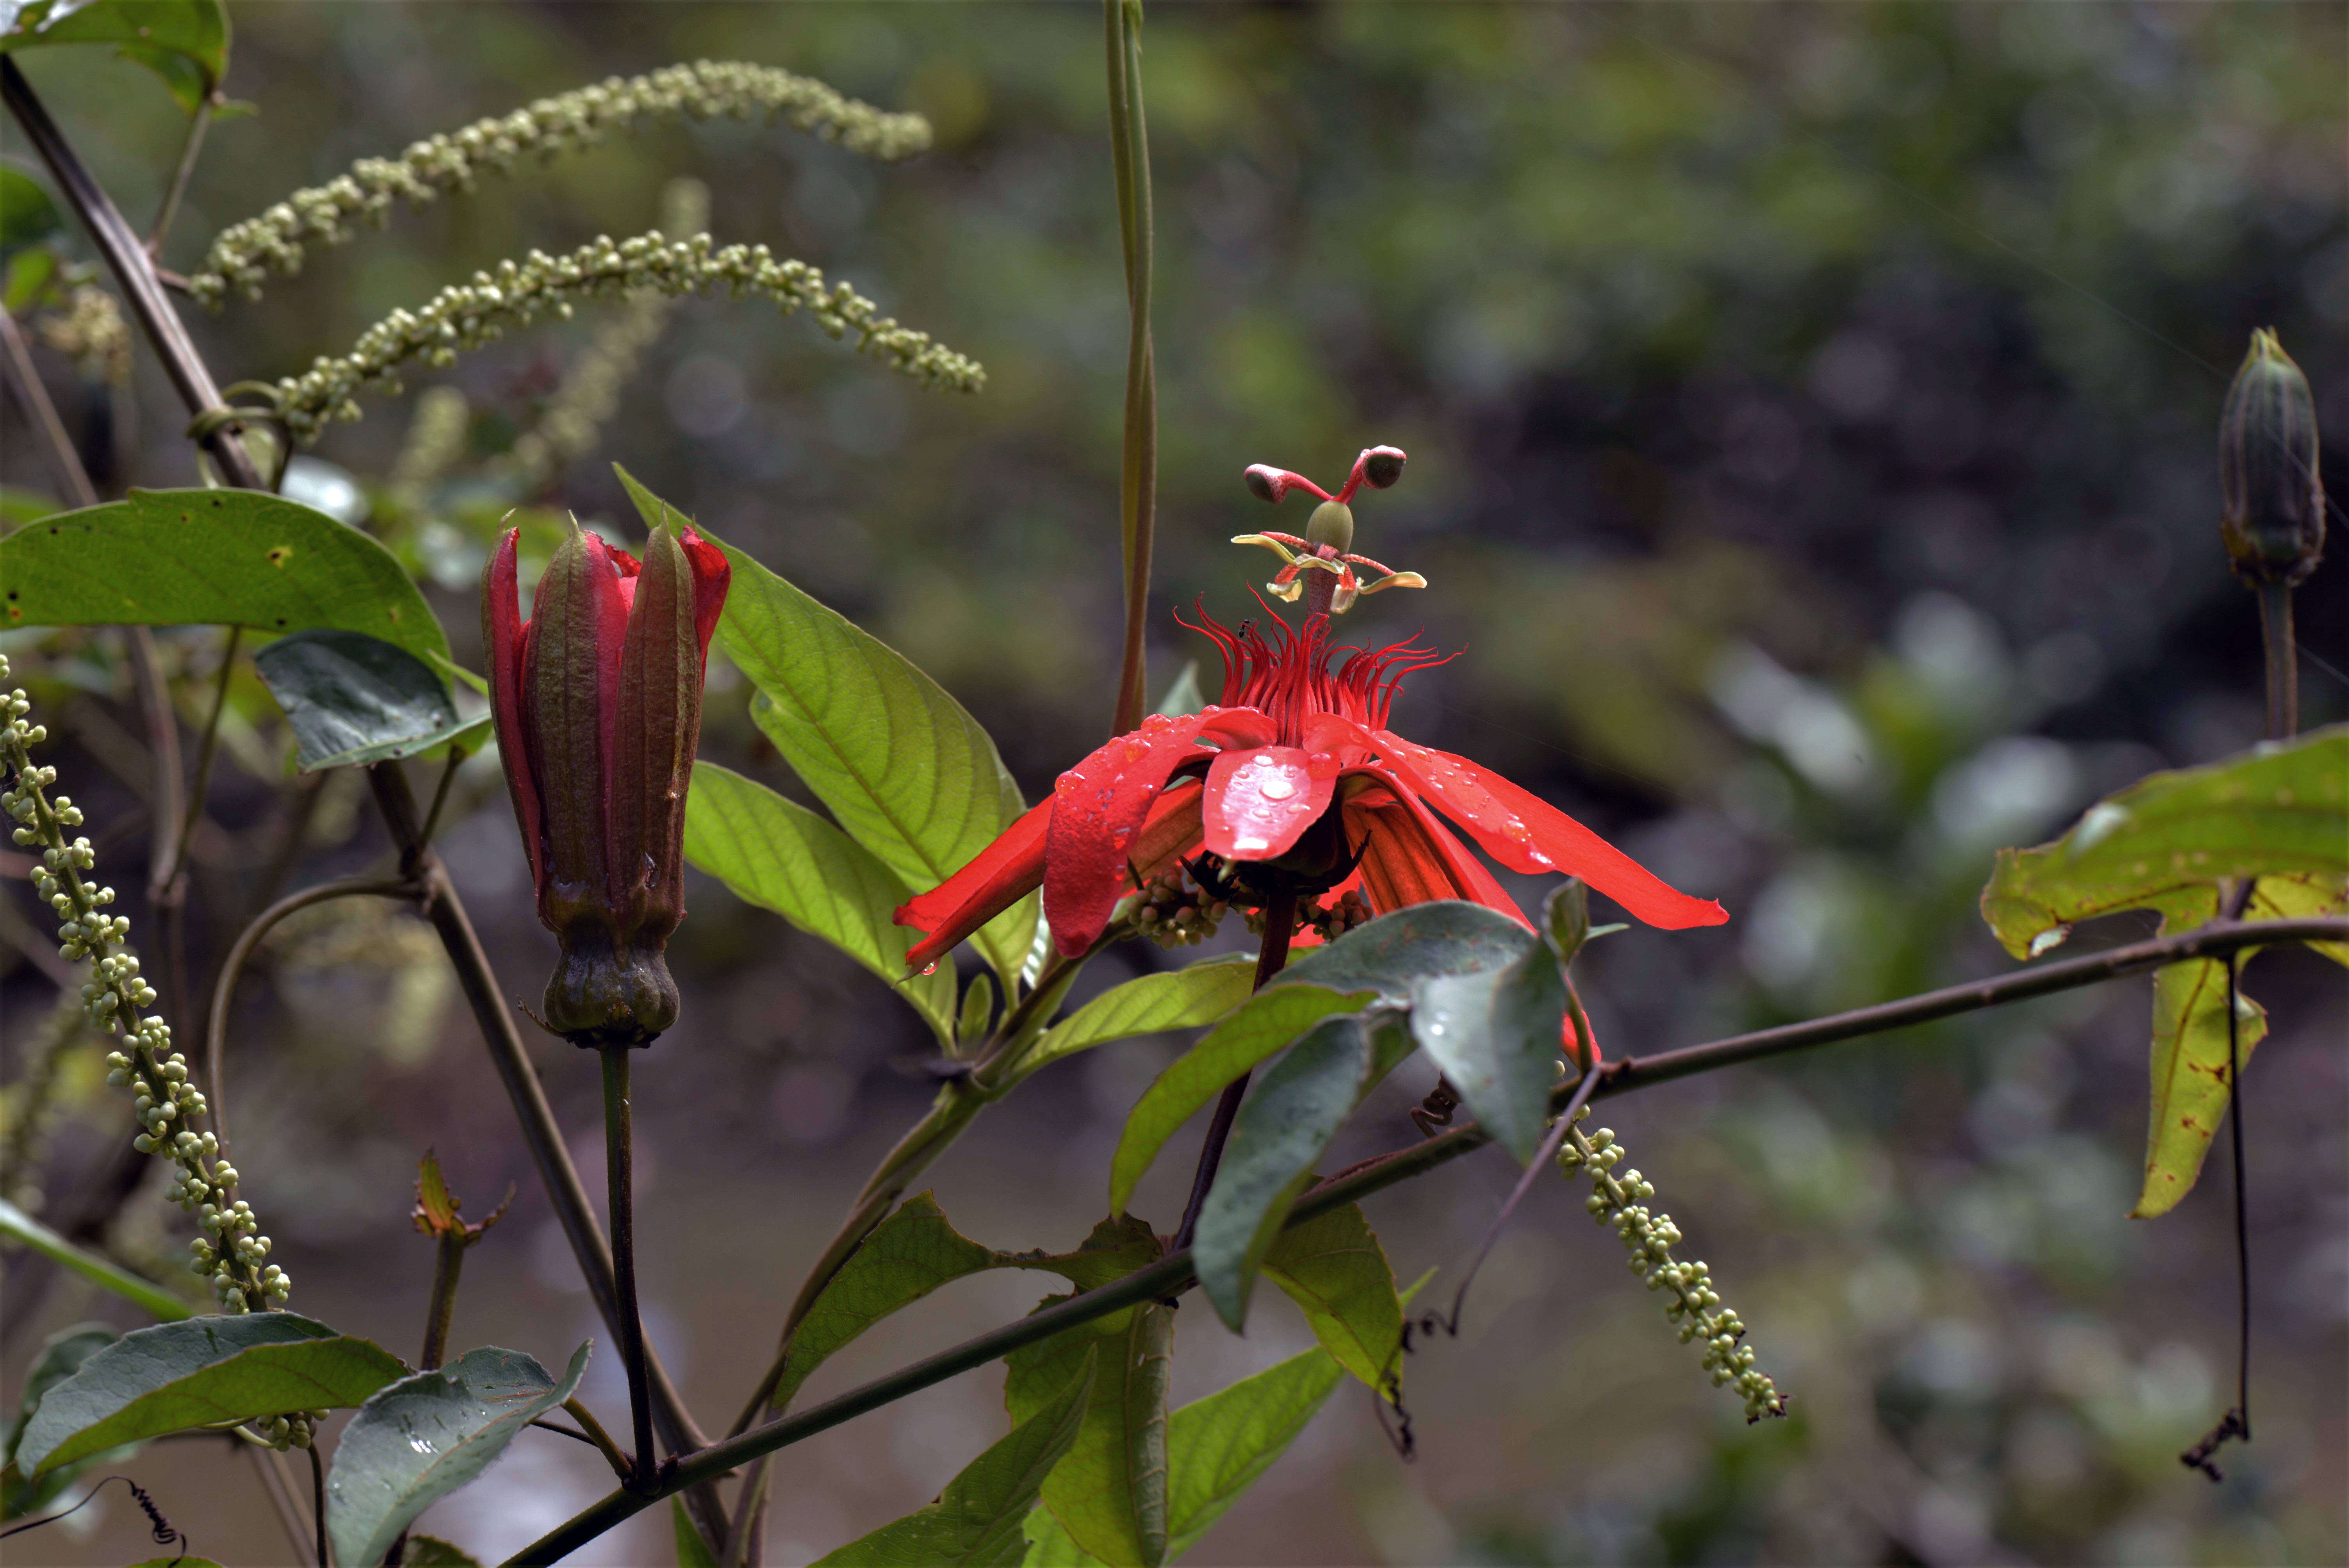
[1561,1110,1788,1423]
[33,284,132,386]
[1132,865,1229,949]
[189,59,931,307]
[267,230,984,444]
[2,657,278,1313]
[250,1410,331,1451]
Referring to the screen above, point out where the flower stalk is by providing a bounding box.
[1105,0,1158,735]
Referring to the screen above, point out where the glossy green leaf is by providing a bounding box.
[326,1343,589,1568]
[17,1312,405,1477]
[1980,730,2349,1216]
[1018,956,1255,1081]
[0,488,451,666]
[673,1497,719,1568]
[815,1351,1096,1568]
[1192,1017,1369,1332]
[1107,984,1375,1217]
[2,1324,126,1520]
[615,466,1035,985]
[1258,1204,1404,1393]
[0,161,58,251]
[1019,1341,1349,1568]
[1273,900,1535,1004]
[1005,1221,1172,1568]
[0,0,230,109]
[0,1199,188,1321]
[1410,932,1568,1165]
[401,1537,483,1567]
[252,629,488,770]
[684,762,957,1046]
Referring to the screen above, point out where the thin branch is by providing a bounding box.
[248,1443,315,1568]
[146,97,215,255]
[203,875,419,1147]
[509,914,2349,1564]
[0,305,99,508]
[562,1399,635,1482]
[1105,0,1157,736]
[165,625,241,894]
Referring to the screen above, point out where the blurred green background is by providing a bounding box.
[2,3,2343,1564]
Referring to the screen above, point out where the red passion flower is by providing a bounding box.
[897,446,1727,971]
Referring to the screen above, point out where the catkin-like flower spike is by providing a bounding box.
[267,230,984,444]
[2,656,286,1323]
[1558,1109,1789,1423]
[189,60,932,307]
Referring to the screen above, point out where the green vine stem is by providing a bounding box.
[188,60,932,306]
[1104,0,1158,736]
[267,230,984,444]
[0,660,286,1319]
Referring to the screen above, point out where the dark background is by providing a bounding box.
[2,3,2343,1563]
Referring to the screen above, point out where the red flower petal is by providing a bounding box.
[899,798,1052,973]
[1044,708,1242,955]
[1202,745,1336,861]
[482,529,543,893]
[1128,777,1206,885]
[677,526,732,667]
[1345,772,1530,929]
[1324,717,1727,930]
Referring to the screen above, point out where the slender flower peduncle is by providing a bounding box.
[1235,444,1425,615]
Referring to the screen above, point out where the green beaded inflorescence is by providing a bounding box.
[2,657,288,1321]
[189,59,932,308]
[1560,1108,1789,1423]
[266,230,984,444]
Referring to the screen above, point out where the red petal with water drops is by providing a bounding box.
[1129,777,1206,885]
[1043,708,1235,955]
[897,798,1051,972]
[1202,746,1336,861]
[1325,718,1727,930]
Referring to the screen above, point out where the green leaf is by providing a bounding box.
[0,161,59,251]
[2,1324,125,1520]
[0,1197,188,1321]
[1192,1017,1370,1332]
[0,1,230,109]
[1163,1344,1346,1560]
[1410,934,1569,1165]
[615,468,1035,985]
[0,488,451,667]
[1980,730,2349,1216]
[1005,1235,1173,1568]
[326,1343,589,1568]
[673,1497,719,1568]
[1107,985,1375,1217]
[684,761,957,1046]
[17,1312,406,1477]
[401,1537,483,1567]
[1,246,55,316]
[1273,900,1536,1005]
[1018,957,1256,1082]
[0,486,60,531]
[1258,1204,1403,1393]
[252,629,488,771]
[772,1192,1008,1414]
[816,1351,1096,1568]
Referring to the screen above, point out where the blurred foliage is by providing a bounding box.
[0,3,2342,1564]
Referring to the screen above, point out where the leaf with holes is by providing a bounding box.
[325,1343,589,1568]
[815,1350,1094,1568]
[1015,957,1256,1083]
[1980,729,2349,1217]
[252,629,488,770]
[685,762,957,1045]
[0,489,450,666]
[17,1313,406,1477]
[1106,985,1374,1218]
[615,465,1035,984]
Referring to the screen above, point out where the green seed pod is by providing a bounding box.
[1305,500,1355,554]
[2220,329,2325,587]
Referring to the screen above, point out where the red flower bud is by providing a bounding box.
[483,519,731,1046]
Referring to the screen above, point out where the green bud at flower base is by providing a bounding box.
[484,515,731,1046]
[2219,328,2325,587]
[1305,500,1355,555]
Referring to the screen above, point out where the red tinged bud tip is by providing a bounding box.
[483,518,731,1046]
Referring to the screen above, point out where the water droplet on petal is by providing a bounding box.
[1501,819,1531,842]
[920,962,939,976]
[1259,773,1297,800]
